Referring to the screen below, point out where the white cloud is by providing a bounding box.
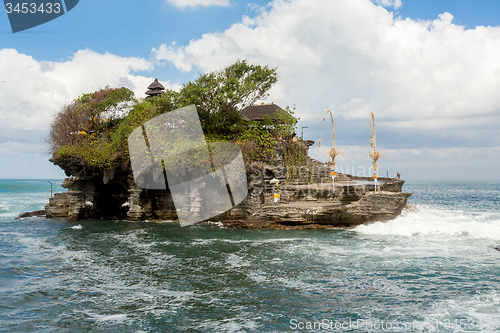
[0,141,45,156]
[309,145,500,179]
[165,0,230,9]
[153,42,193,72]
[0,48,180,138]
[373,0,402,9]
[152,0,500,150]
[0,48,181,177]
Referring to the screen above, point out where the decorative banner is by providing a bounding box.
[4,0,79,33]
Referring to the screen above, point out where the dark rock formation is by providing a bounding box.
[226,191,412,229]
[44,146,411,228]
[15,210,46,219]
[45,157,134,221]
[342,191,412,225]
[45,159,177,222]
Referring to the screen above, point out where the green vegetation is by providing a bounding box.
[47,86,137,168]
[175,59,278,137]
[236,106,298,165]
[47,60,304,170]
[283,140,309,181]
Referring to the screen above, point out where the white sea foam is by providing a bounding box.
[89,313,129,323]
[71,225,82,229]
[190,238,215,246]
[226,253,251,268]
[355,206,500,240]
[247,270,268,283]
[0,201,10,211]
[204,221,226,228]
[197,317,260,332]
[218,238,302,244]
[155,220,177,224]
[422,290,500,331]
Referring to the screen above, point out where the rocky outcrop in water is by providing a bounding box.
[15,210,46,219]
[42,146,411,228]
[221,191,411,229]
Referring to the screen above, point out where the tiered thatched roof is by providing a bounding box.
[145,78,165,99]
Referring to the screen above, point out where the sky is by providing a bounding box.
[2,0,500,180]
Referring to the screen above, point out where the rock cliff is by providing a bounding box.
[222,191,411,229]
[44,145,411,228]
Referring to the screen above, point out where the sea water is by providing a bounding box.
[1,179,500,332]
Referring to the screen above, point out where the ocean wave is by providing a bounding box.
[87,313,129,323]
[354,206,500,240]
[226,253,251,268]
[0,201,10,213]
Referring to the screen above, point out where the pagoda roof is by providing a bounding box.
[148,78,165,90]
[145,89,164,96]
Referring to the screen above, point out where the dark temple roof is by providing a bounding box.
[145,78,166,99]
[148,78,165,90]
[239,103,295,122]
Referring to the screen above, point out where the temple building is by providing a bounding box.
[145,78,165,99]
[239,102,295,122]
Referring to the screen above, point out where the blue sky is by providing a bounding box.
[1,0,271,82]
[2,0,500,179]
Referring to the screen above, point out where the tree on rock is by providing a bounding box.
[47,87,136,169]
[47,60,280,170]
[155,60,278,137]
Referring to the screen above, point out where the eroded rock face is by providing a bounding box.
[44,193,69,219]
[341,191,412,226]
[44,154,411,228]
[15,210,46,220]
[46,158,136,221]
[237,191,412,229]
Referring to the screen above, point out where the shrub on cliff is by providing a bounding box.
[47,87,136,168]
[47,60,296,170]
[236,107,299,165]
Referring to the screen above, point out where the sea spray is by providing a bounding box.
[355,206,500,240]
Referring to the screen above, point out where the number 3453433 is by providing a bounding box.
[5,3,61,14]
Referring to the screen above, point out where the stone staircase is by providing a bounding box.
[339,185,361,205]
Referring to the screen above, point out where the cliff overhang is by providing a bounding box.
[40,155,412,229]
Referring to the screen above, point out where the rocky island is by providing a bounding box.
[32,60,412,228]
[44,155,411,229]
